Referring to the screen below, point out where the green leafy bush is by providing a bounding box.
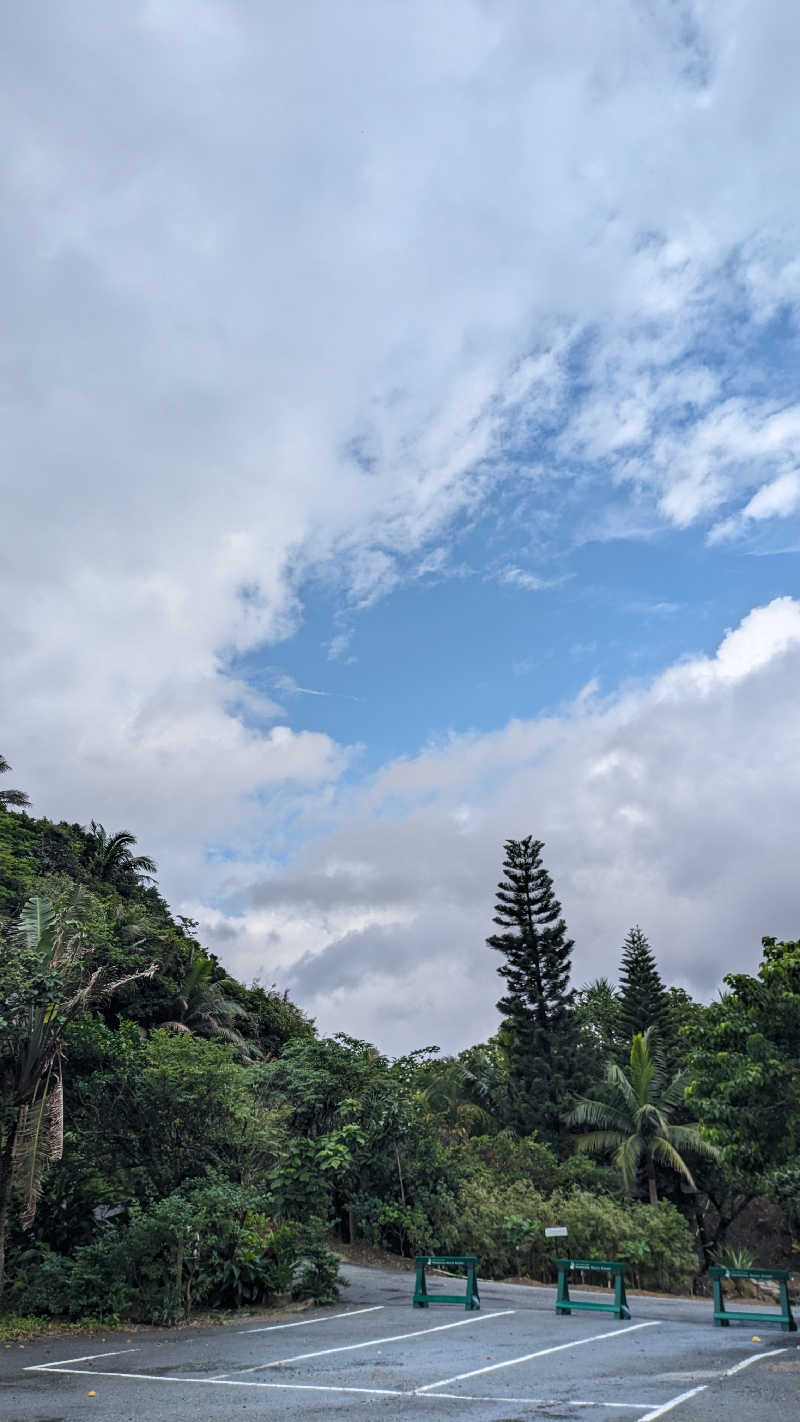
[445,1178,694,1292]
[8,1191,340,1324]
[206,1218,298,1309]
[8,1239,136,1321]
[291,1223,347,1305]
[353,1196,433,1256]
[545,1190,695,1292]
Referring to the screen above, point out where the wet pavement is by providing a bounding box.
[2,1262,798,1420]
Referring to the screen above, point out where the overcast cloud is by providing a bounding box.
[3,3,800,1052]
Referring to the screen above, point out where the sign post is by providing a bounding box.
[545,1226,567,1283]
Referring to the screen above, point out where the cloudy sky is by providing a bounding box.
[4,1,800,1053]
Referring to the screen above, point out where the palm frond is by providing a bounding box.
[0,754,30,806]
[666,1123,721,1160]
[15,897,55,953]
[101,963,158,1000]
[12,1064,64,1229]
[567,1097,633,1133]
[628,1033,655,1101]
[614,1134,643,1192]
[0,787,31,807]
[207,1024,255,1052]
[129,854,157,878]
[573,1129,626,1156]
[651,1134,695,1185]
[661,1073,689,1111]
[604,1061,639,1114]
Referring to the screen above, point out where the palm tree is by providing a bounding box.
[0,754,30,809]
[85,822,157,889]
[0,894,156,1301]
[420,1060,493,1136]
[160,948,254,1055]
[567,1029,718,1204]
[419,1048,508,1137]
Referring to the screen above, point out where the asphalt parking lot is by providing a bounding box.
[3,1262,798,1421]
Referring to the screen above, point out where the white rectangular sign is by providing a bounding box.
[544,1226,568,1237]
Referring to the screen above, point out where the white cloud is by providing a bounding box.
[744,470,800,520]
[495,567,562,592]
[202,599,800,1052]
[709,470,800,542]
[4,6,800,1049]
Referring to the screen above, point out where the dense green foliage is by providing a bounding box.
[0,776,797,1326]
[686,937,800,1188]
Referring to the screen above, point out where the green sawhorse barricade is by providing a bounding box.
[413,1255,480,1311]
[555,1259,631,1320]
[709,1266,797,1332]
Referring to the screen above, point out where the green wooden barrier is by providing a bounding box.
[709,1266,797,1332]
[555,1258,630,1320]
[413,1255,480,1311]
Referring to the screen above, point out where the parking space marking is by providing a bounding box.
[724,1347,787,1376]
[238,1304,384,1333]
[416,1319,660,1392]
[20,1364,675,1409]
[216,1307,516,1377]
[25,1366,408,1397]
[28,1348,140,1370]
[638,1385,707,1420]
[431,1394,654,1408]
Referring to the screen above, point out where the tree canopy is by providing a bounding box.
[0,789,796,1324]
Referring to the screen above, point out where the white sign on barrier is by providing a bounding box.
[545,1226,568,1237]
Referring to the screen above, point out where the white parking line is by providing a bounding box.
[416,1319,660,1391]
[639,1385,707,1420]
[217,1308,516,1377]
[27,1348,139,1371]
[432,1395,653,1408]
[21,1365,667,1408]
[725,1347,787,1375]
[238,1304,384,1333]
[26,1367,408,1397]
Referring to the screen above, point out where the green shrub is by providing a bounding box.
[206,1219,298,1309]
[445,1181,694,1292]
[544,1190,694,1292]
[452,1178,548,1277]
[7,1188,335,1325]
[353,1196,434,1256]
[8,1239,136,1321]
[291,1220,347,1304]
[7,1246,78,1318]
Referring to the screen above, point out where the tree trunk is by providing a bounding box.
[691,1200,714,1273]
[0,1128,18,1307]
[647,1159,659,1206]
[175,1233,184,1319]
[395,1145,406,1206]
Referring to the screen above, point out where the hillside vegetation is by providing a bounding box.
[1,761,798,1326]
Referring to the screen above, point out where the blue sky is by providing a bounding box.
[237,530,795,772]
[5,2,800,1050]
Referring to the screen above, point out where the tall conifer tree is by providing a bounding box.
[487,836,580,1140]
[618,926,669,1044]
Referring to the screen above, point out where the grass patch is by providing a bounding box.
[0,1312,126,1343]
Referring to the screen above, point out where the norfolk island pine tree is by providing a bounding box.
[486,836,583,1143]
[618,926,671,1046]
